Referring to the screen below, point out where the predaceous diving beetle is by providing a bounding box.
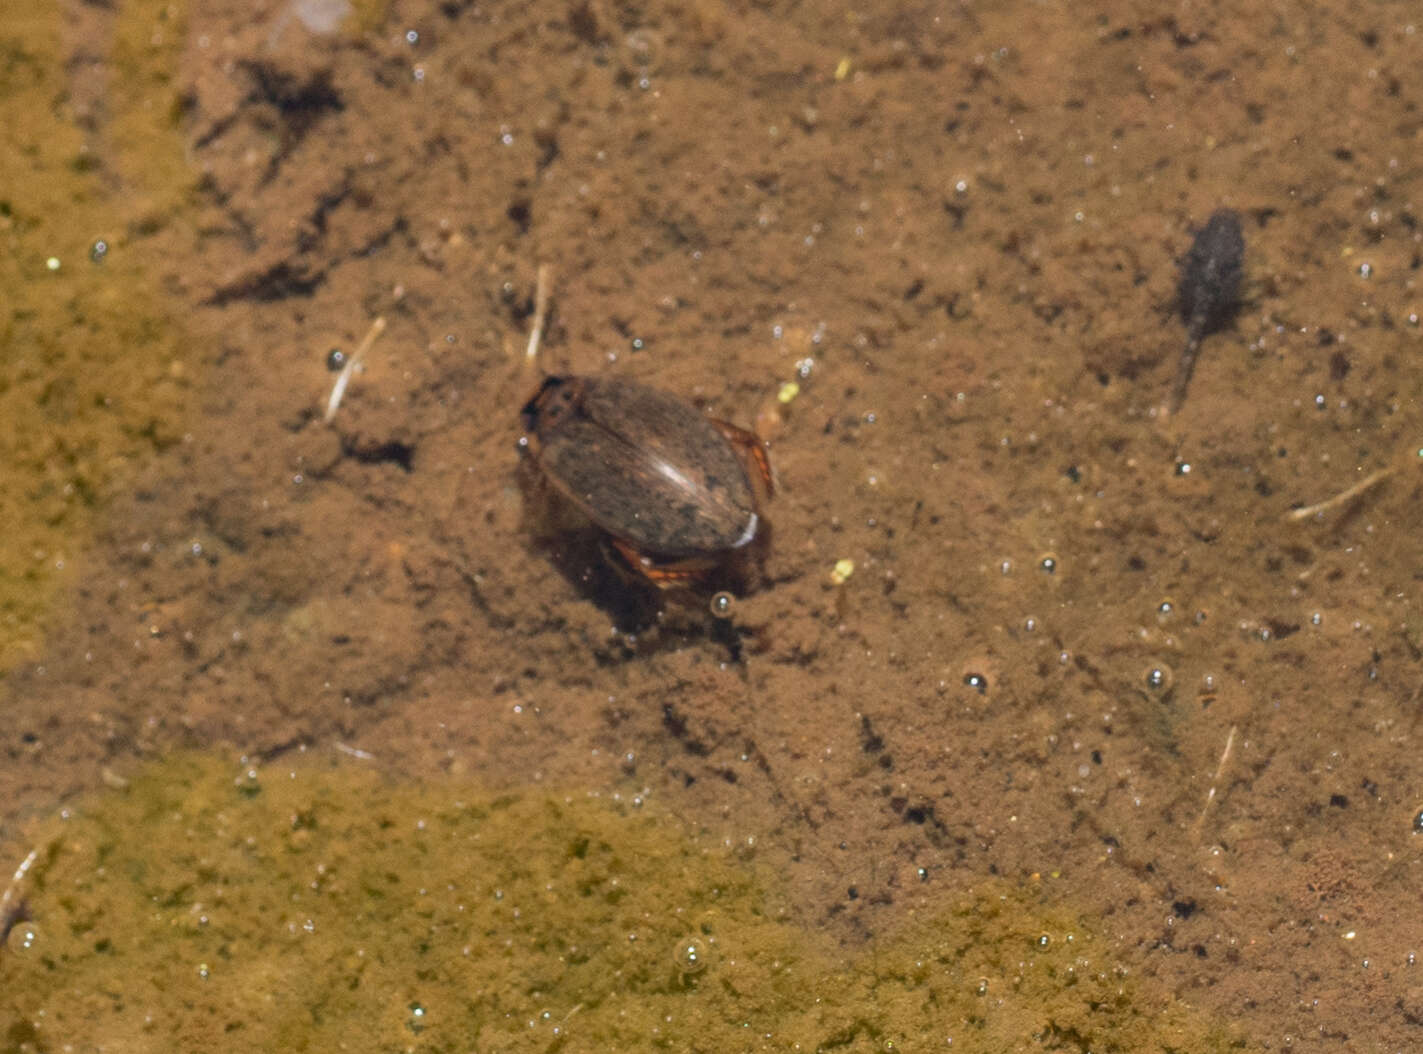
[519,374,774,590]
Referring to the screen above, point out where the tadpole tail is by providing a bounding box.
[1166,333,1204,415]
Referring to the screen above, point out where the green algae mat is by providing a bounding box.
[0,4,191,670]
[0,754,1246,1053]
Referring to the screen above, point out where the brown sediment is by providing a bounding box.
[3,2,1423,1051]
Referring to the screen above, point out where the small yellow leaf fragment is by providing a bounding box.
[834,57,852,81]
[830,558,855,585]
[777,381,800,405]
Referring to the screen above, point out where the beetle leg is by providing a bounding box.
[708,418,776,499]
[608,538,720,587]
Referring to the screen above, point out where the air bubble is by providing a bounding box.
[1144,663,1175,694]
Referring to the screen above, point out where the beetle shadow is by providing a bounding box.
[530,526,665,632]
[529,530,761,668]
[513,462,659,631]
[517,462,764,658]
[530,529,758,661]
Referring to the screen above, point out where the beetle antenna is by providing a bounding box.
[525,263,553,374]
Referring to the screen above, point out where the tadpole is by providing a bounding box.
[1167,209,1245,413]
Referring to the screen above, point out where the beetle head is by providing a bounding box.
[521,374,582,433]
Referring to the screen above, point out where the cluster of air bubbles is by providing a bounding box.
[4,921,40,954]
[619,28,663,89]
[671,936,709,978]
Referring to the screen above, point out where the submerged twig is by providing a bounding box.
[1191,724,1238,845]
[1285,466,1397,522]
[525,264,552,373]
[0,847,42,950]
[324,315,388,423]
[1286,443,1422,522]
